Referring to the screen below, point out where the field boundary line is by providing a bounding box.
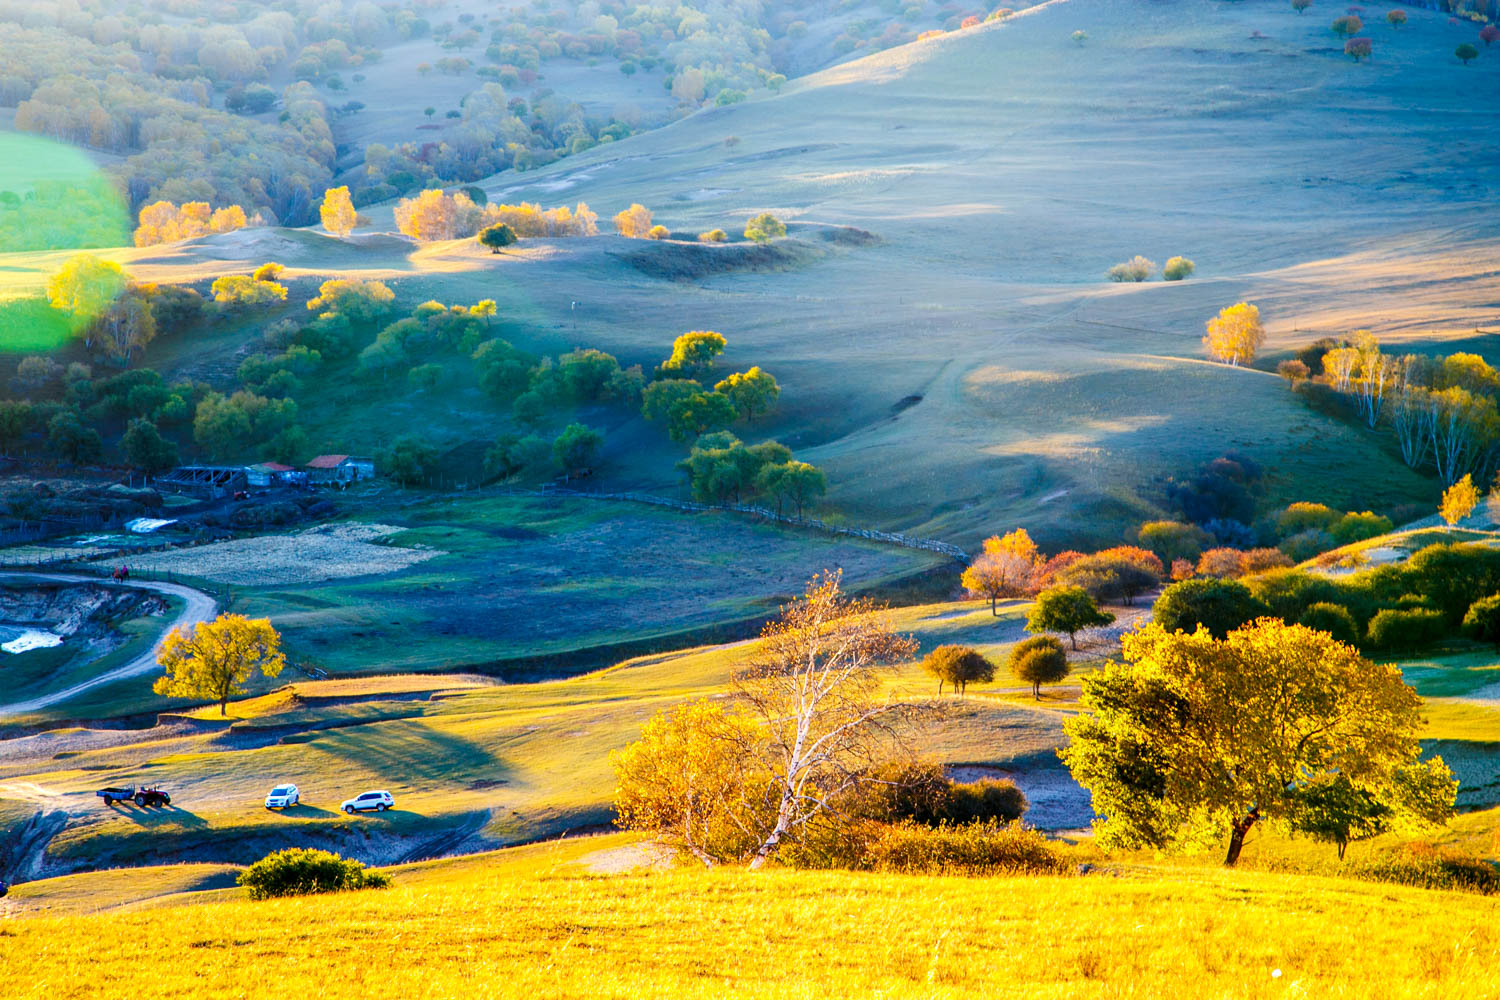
[499,487,970,564]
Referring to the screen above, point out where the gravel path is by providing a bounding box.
[0,572,217,719]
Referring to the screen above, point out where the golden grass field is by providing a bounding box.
[4,837,1500,999]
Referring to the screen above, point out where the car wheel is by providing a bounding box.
[379,803,389,812]
[344,805,355,814]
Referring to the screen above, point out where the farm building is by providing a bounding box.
[246,462,308,488]
[306,455,376,485]
[154,466,249,499]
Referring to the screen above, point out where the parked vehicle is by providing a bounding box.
[340,790,393,814]
[133,785,171,807]
[99,785,171,807]
[264,784,300,809]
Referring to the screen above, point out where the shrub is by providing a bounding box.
[744,212,786,243]
[1456,43,1479,64]
[1137,520,1212,564]
[1153,578,1270,639]
[1331,511,1392,545]
[1280,528,1337,562]
[1277,501,1341,537]
[1365,608,1445,651]
[238,848,390,900]
[1349,845,1498,895]
[698,229,728,243]
[942,780,1028,825]
[646,224,671,240]
[1344,37,1372,61]
[858,821,1071,876]
[1107,255,1154,282]
[1292,0,1312,11]
[1461,594,1500,648]
[1299,602,1361,646]
[1483,25,1500,46]
[1278,359,1311,384]
[1162,256,1195,281]
[1386,9,1405,27]
[1332,15,1362,36]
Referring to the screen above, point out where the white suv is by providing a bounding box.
[341,790,393,814]
[264,784,299,809]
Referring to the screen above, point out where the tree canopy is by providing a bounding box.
[152,614,286,716]
[1061,619,1454,865]
[920,644,995,696]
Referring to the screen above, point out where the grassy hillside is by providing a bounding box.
[5,846,1500,999]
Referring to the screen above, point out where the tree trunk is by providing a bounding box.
[1032,682,1040,700]
[1224,809,1259,866]
[990,596,998,616]
[937,679,944,696]
[219,699,227,717]
[749,792,796,870]
[1070,631,1078,650]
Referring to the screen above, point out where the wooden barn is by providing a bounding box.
[305,454,376,485]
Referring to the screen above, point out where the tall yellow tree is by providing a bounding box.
[614,203,654,238]
[152,614,286,715]
[46,253,125,323]
[1202,302,1264,367]
[1061,619,1455,866]
[1440,473,1479,526]
[320,186,358,237]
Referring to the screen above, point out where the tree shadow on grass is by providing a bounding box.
[111,803,208,829]
[301,718,508,788]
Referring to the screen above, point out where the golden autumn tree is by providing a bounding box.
[1061,619,1455,866]
[394,189,483,241]
[319,186,358,237]
[961,528,1043,614]
[152,614,286,716]
[1202,302,1264,367]
[614,203,654,238]
[1440,473,1479,526]
[46,253,125,322]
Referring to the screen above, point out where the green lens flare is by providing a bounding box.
[0,132,133,352]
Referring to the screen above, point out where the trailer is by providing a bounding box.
[97,785,171,807]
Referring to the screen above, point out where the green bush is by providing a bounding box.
[1349,846,1498,895]
[943,780,1028,825]
[1365,608,1445,651]
[1298,602,1360,647]
[1461,594,1500,648]
[1106,255,1154,282]
[238,848,391,901]
[1153,578,1270,639]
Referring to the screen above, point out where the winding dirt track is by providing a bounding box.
[0,572,217,718]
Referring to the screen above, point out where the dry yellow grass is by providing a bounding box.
[3,855,1499,999]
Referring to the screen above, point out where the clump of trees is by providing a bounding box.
[614,203,655,238]
[1107,255,1154,282]
[1162,256,1195,281]
[1283,333,1500,485]
[134,201,254,246]
[920,644,994,696]
[211,262,288,308]
[961,528,1043,613]
[745,213,786,244]
[1063,619,1456,865]
[395,190,600,242]
[1203,302,1264,366]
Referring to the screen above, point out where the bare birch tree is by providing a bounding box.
[1389,357,1434,469]
[1351,332,1395,428]
[735,571,918,869]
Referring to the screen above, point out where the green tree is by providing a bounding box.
[641,378,703,423]
[0,400,32,455]
[122,417,178,474]
[553,422,603,476]
[1462,594,1500,648]
[920,644,995,696]
[1287,765,1459,860]
[1061,619,1454,866]
[152,614,286,716]
[1298,602,1360,647]
[1456,43,1479,65]
[478,222,518,253]
[1009,635,1069,700]
[661,331,727,377]
[381,436,440,485]
[484,433,549,481]
[1137,520,1212,565]
[667,391,736,443]
[46,411,103,465]
[744,212,786,243]
[714,367,781,421]
[1026,586,1114,650]
[1152,577,1271,640]
[755,460,826,517]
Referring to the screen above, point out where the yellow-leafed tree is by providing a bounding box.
[152,614,286,716]
[1440,473,1479,526]
[320,186,358,237]
[614,203,653,238]
[46,253,125,321]
[1202,302,1264,367]
[961,528,1043,614]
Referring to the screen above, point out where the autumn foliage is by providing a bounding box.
[134,200,252,246]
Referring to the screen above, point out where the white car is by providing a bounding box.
[341,790,393,814]
[264,784,300,809]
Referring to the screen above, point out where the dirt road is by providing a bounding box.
[0,572,217,719]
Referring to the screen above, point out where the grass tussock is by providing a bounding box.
[4,863,1500,998]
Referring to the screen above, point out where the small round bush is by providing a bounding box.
[1299,602,1360,646]
[1163,256,1195,281]
[238,848,391,901]
[698,229,728,243]
[646,224,671,240]
[942,779,1028,824]
[744,212,786,243]
[1107,255,1155,282]
[1366,608,1445,651]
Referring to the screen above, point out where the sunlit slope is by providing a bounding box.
[452,0,1496,543]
